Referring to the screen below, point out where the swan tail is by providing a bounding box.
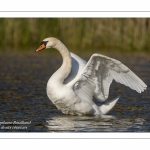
[99,95,120,115]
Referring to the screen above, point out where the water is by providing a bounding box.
[0,52,149,132]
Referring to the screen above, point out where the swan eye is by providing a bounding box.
[40,41,48,46]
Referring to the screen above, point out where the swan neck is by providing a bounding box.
[53,41,72,83]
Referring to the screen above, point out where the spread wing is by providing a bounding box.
[73,53,147,102]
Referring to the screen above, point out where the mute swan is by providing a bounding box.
[35,37,147,117]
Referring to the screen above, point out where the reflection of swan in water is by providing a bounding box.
[46,116,146,132]
[36,37,147,117]
[46,115,113,131]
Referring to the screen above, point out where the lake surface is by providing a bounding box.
[0,52,149,132]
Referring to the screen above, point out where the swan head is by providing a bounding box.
[35,37,58,52]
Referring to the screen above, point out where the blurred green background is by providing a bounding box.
[0,18,150,53]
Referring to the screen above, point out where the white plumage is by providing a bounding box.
[36,37,147,117]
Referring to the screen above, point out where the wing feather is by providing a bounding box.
[73,53,147,102]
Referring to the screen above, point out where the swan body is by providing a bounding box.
[36,37,147,117]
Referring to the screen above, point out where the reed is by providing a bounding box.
[0,18,150,53]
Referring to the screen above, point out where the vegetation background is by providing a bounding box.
[0,18,150,53]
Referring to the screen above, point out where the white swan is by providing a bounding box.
[36,37,147,117]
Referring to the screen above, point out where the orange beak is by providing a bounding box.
[35,43,46,52]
